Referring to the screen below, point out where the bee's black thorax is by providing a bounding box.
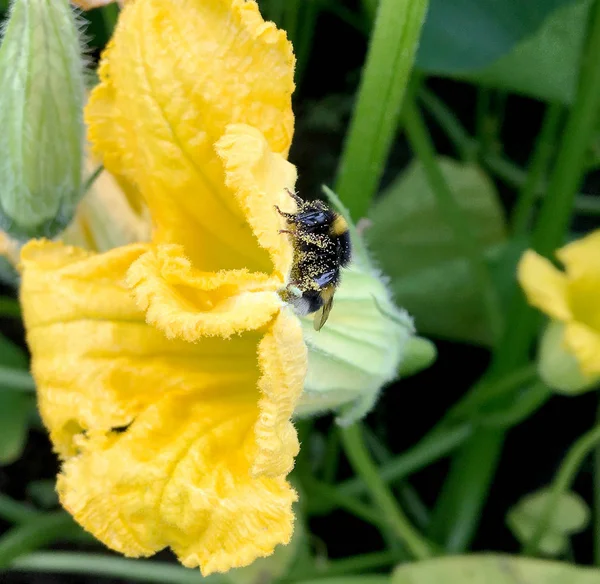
[276,191,352,326]
[283,201,351,292]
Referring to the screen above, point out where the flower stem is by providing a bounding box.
[419,87,477,162]
[303,477,385,528]
[403,97,503,345]
[531,0,600,256]
[10,552,225,584]
[0,494,38,524]
[340,424,435,560]
[511,103,563,235]
[335,0,429,219]
[420,90,599,219]
[82,165,104,196]
[0,512,81,568]
[285,550,402,581]
[0,366,35,391]
[524,423,600,555]
[340,424,471,500]
[294,0,319,90]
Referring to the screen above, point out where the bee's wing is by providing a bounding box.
[313,286,335,331]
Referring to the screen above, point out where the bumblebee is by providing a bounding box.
[276,188,352,330]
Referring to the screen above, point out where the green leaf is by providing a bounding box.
[367,157,506,345]
[506,489,589,556]
[463,0,590,104]
[417,0,581,73]
[392,554,600,583]
[0,392,34,465]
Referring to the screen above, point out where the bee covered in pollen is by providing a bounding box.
[276,188,352,331]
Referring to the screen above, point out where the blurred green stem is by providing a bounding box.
[340,424,435,559]
[430,0,600,552]
[0,366,35,391]
[285,550,403,580]
[420,88,599,218]
[360,0,378,21]
[284,0,301,46]
[82,165,103,196]
[403,97,503,344]
[318,0,367,34]
[419,86,477,162]
[0,494,38,524]
[316,364,535,520]
[532,0,600,257]
[338,424,471,500]
[511,103,563,235]
[335,0,429,219]
[524,423,600,555]
[479,382,551,428]
[294,0,319,89]
[303,477,385,528]
[322,427,340,483]
[11,552,226,584]
[0,512,81,568]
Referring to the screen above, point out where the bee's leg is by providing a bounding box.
[284,187,304,207]
[278,229,295,235]
[274,205,296,222]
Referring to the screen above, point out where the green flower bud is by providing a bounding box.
[0,0,85,240]
[399,336,437,377]
[538,321,599,394]
[295,188,418,426]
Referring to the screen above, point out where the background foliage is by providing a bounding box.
[2,0,600,583]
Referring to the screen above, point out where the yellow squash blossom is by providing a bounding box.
[518,230,600,375]
[20,0,308,575]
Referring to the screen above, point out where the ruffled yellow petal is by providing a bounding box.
[558,231,600,332]
[127,244,283,341]
[216,124,297,278]
[127,124,297,342]
[86,0,295,272]
[563,321,600,375]
[254,308,306,477]
[20,240,307,574]
[517,250,571,321]
[58,388,297,575]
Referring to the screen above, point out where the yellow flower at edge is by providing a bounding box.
[19,0,307,575]
[518,230,600,375]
